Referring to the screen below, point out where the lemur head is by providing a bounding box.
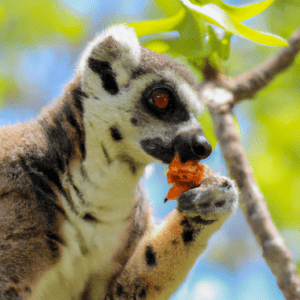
[79,25,211,169]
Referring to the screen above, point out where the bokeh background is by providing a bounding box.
[0,0,299,299]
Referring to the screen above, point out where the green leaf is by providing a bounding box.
[206,24,220,51]
[180,0,288,46]
[128,7,186,38]
[198,0,275,22]
[162,13,212,59]
[219,32,232,60]
[143,40,170,53]
[155,0,183,16]
[233,22,288,47]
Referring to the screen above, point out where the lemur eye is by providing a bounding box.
[142,83,179,120]
[148,89,170,110]
[153,92,168,109]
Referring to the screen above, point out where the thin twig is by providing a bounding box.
[217,28,300,103]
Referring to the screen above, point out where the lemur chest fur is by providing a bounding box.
[32,220,131,300]
[32,81,152,298]
[32,161,141,299]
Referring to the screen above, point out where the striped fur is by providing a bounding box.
[0,25,238,300]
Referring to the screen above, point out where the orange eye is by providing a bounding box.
[154,92,168,109]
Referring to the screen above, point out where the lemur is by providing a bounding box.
[0,25,238,300]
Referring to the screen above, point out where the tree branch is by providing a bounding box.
[217,28,300,103]
[200,85,300,300]
[196,28,300,299]
[195,27,300,299]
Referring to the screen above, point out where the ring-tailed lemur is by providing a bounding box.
[0,25,238,300]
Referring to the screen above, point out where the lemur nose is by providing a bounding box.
[174,132,212,164]
[191,135,212,159]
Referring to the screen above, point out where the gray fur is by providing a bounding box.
[139,47,198,91]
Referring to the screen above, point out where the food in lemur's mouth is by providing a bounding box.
[165,155,212,201]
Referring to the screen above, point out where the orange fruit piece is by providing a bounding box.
[165,155,205,201]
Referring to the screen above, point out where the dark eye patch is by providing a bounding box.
[141,80,189,123]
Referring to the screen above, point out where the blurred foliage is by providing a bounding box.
[0,0,85,45]
[0,0,86,106]
[247,67,300,229]
[242,2,300,231]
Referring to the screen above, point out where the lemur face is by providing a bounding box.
[79,25,211,166]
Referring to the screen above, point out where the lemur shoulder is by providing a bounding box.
[0,25,238,300]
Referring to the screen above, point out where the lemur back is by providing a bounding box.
[0,25,238,300]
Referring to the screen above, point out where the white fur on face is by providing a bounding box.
[75,24,207,207]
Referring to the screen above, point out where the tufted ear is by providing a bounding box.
[79,25,141,96]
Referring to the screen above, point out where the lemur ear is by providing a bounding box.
[79,25,141,95]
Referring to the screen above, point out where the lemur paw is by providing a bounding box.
[177,176,238,221]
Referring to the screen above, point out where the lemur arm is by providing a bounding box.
[105,210,218,300]
[105,176,238,300]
